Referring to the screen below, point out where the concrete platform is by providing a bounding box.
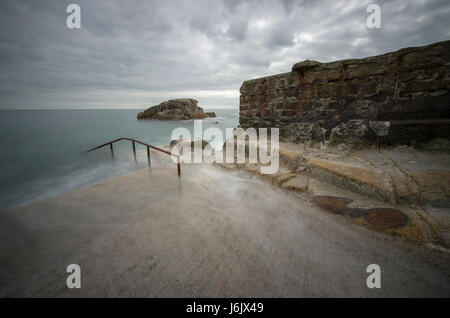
[0,163,449,297]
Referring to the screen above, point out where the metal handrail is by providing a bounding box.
[85,137,181,176]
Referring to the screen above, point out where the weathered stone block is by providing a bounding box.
[292,60,321,72]
[404,80,446,93]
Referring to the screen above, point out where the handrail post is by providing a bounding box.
[109,143,114,157]
[132,140,137,163]
[177,157,181,176]
[147,146,151,167]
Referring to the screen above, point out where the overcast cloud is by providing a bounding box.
[0,0,449,109]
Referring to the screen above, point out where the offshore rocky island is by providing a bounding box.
[137,98,216,120]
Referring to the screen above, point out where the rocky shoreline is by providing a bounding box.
[223,40,450,250]
[213,140,450,251]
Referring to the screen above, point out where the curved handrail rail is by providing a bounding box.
[85,137,180,176]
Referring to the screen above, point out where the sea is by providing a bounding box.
[0,109,239,212]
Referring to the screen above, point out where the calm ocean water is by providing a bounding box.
[0,109,238,212]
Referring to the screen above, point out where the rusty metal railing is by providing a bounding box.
[85,137,181,176]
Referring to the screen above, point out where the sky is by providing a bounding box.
[0,0,449,110]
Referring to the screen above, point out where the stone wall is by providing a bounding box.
[239,40,450,146]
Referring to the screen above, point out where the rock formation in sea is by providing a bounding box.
[137,98,216,120]
[238,40,450,147]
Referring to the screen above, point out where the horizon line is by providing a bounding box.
[0,107,239,111]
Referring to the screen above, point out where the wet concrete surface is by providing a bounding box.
[0,163,449,297]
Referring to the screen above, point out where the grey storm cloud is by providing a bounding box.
[0,0,449,109]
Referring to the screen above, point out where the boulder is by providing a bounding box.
[137,99,209,120]
[292,59,322,72]
[330,120,368,145]
[311,123,326,143]
[280,123,312,143]
[205,112,216,118]
[280,122,325,144]
[369,121,390,136]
